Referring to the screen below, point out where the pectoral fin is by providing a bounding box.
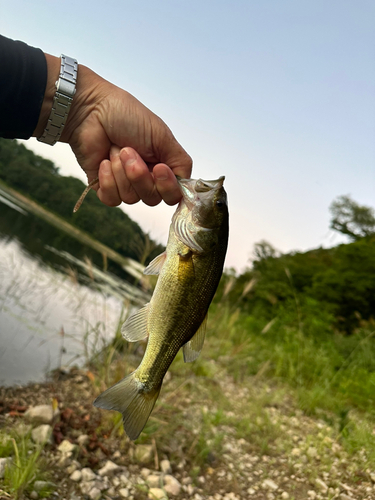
[183,315,207,362]
[144,252,167,275]
[121,303,149,342]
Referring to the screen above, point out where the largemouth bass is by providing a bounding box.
[94,176,229,440]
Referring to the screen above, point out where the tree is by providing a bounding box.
[330,195,375,240]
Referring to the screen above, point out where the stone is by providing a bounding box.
[30,491,38,499]
[31,424,52,444]
[57,440,76,454]
[66,460,81,474]
[147,475,161,488]
[80,481,95,495]
[307,491,317,499]
[89,486,102,500]
[0,457,10,479]
[81,468,97,482]
[307,447,318,458]
[70,470,82,482]
[160,459,172,474]
[163,475,181,496]
[134,444,153,464]
[340,495,352,500]
[262,479,278,491]
[34,480,50,491]
[247,488,255,495]
[315,478,328,492]
[24,405,59,424]
[119,488,130,498]
[77,434,90,446]
[141,467,151,479]
[148,487,167,500]
[98,460,119,476]
[281,493,289,499]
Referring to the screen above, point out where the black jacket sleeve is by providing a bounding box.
[0,35,47,139]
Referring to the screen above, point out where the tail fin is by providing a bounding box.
[93,372,161,440]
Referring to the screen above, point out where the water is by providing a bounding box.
[0,187,150,386]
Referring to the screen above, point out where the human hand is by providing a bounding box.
[34,55,192,207]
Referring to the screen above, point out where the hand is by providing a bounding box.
[34,55,192,207]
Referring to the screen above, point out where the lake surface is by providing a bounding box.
[0,187,150,386]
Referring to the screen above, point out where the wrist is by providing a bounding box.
[33,53,60,138]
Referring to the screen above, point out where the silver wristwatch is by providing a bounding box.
[38,54,78,145]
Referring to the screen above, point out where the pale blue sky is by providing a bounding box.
[2,1,374,270]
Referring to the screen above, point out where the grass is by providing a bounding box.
[0,429,51,499]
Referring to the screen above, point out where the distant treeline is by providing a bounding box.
[0,138,164,263]
[217,236,375,333]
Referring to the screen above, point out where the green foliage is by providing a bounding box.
[1,430,50,499]
[0,138,164,263]
[218,235,375,332]
[330,194,375,240]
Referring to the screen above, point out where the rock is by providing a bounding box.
[307,491,317,499]
[340,495,352,500]
[147,475,161,488]
[30,491,38,499]
[247,489,255,495]
[81,468,97,482]
[80,481,95,495]
[66,460,81,474]
[141,467,151,479]
[134,444,153,464]
[113,450,121,459]
[148,487,167,500]
[76,434,90,446]
[34,480,50,491]
[57,440,76,454]
[119,488,130,498]
[31,424,52,444]
[307,447,318,458]
[89,486,102,500]
[291,448,300,456]
[281,493,289,499]
[160,459,172,474]
[24,405,59,424]
[163,475,181,496]
[315,478,328,492]
[262,479,278,491]
[70,470,82,482]
[0,457,10,479]
[98,460,119,477]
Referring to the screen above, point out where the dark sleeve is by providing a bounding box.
[0,35,48,139]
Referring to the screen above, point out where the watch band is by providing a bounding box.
[38,54,78,145]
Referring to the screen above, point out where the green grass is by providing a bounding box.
[0,430,51,499]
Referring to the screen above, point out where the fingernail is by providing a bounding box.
[101,161,112,175]
[154,171,168,181]
[122,147,137,166]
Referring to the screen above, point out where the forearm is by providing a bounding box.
[0,35,47,139]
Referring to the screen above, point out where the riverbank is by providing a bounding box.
[1,355,375,500]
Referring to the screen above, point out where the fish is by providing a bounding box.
[93,176,229,440]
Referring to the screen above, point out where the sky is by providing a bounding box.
[2,1,374,271]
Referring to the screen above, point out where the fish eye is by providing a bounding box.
[216,200,225,208]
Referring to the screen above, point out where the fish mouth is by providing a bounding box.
[177,176,225,203]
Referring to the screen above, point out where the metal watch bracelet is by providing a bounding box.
[38,54,78,145]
